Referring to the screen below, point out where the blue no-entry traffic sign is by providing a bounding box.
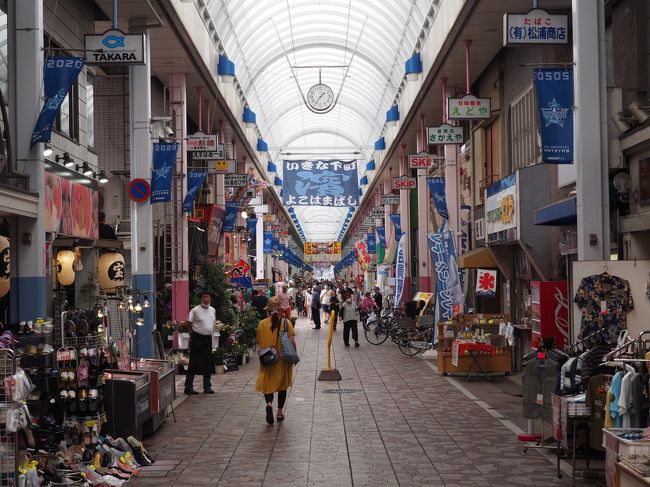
[128,178,151,203]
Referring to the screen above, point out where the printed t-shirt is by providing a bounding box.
[586,374,612,451]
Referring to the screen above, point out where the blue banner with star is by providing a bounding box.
[263,231,273,254]
[282,160,359,207]
[534,68,573,164]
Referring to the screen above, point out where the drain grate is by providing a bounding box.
[322,388,361,394]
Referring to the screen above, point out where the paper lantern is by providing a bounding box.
[56,250,75,286]
[98,252,125,291]
[0,236,10,298]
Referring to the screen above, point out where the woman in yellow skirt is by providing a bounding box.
[255,296,296,424]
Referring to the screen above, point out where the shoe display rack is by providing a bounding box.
[0,348,17,486]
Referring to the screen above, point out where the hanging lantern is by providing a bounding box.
[56,250,76,286]
[98,251,125,291]
[0,236,10,298]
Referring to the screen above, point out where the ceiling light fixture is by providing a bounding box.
[56,152,74,168]
[98,170,109,184]
[43,144,53,157]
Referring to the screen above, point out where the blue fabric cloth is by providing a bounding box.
[610,371,623,428]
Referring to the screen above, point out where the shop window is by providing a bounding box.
[474,117,501,203]
[510,85,540,170]
[86,73,95,148]
[55,83,79,141]
[639,159,650,206]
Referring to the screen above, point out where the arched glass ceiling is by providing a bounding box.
[204,0,436,241]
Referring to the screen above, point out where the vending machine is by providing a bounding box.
[530,281,569,350]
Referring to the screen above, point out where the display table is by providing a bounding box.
[437,318,512,377]
[129,358,176,435]
[453,342,496,380]
[604,429,650,487]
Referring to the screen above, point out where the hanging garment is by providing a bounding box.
[609,371,624,428]
[628,373,643,428]
[574,274,634,338]
[522,355,559,419]
[618,371,633,429]
[586,374,612,451]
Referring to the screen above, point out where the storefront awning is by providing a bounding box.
[534,197,577,226]
[459,247,498,269]
[0,184,38,218]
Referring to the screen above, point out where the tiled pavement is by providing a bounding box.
[129,318,592,487]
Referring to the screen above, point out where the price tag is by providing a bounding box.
[600,300,607,313]
[86,420,96,427]
[536,393,544,405]
[181,333,190,338]
[50,398,56,404]
[213,332,220,337]
[183,365,188,370]
[167,336,173,341]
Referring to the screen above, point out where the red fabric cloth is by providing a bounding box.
[456,342,495,355]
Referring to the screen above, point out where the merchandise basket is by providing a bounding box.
[0,349,17,486]
[394,317,417,330]
[61,333,103,349]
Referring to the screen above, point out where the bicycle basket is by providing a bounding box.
[395,317,416,329]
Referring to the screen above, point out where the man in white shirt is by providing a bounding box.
[184,290,217,395]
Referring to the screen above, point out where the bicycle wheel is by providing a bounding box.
[364,320,389,345]
[398,331,423,356]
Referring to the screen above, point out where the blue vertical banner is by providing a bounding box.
[389,213,402,241]
[263,231,273,254]
[428,229,464,321]
[367,233,376,254]
[394,234,406,305]
[426,177,449,220]
[31,57,85,147]
[246,217,258,238]
[376,227,386,248]
[150,142,178,203]
[223,202,239,232]
[282,160,360,207]
[182,171,207,212]
[534,68,573,163]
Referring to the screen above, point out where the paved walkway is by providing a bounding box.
[130,318,585,487]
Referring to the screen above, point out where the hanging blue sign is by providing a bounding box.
[282,160,360,207]
[263,231,273,254]
[367,233,376,254]
[394,234,406,305]
[428,230,464,321]
[534,68,573,163]
[223,202,238,232]
[389,213,402,241]
[426,177,449,220]
[31,57,85,147]
[182,171,207,212]
[150,142,178,203]
[246,217,257,238]
[376,227,386,248]
[231,276,253,288]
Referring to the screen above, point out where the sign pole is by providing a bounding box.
[318,310,341,381]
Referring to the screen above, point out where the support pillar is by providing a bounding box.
[573,0,609,260]
[129,31,155,357]
[255,215,264,280]
[444,144,460,246]
[169,74,189,322]
[417,113,432,292]
[399,146,411,302]
[10,0,46,321]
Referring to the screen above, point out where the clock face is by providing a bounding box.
[306,83,334,112]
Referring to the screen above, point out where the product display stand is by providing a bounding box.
[0,349,17,487]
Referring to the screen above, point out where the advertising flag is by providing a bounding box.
[428,229,464,321]
[150,142,178,203]
[222,202,238,232]
[476,269,497,297]
[182,171,207,212]
[282,160,360,207]
[31,57,85,147]
[426,177,449,220]
[263,231,273,254]
[394,234,406,305]
[534,68,573,163]
[367,233,376,254]
[389,213,402,242]
[376,227,386,248]
[246,217,258,238]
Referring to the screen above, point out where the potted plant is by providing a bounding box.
[212,347,226,374]
[232,343,249,365]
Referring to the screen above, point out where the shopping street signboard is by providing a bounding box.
[485,172,519,244]
[207,159,236,174]
[381,193,400,205]
[503,9,568,45]
[191,144,225,160]
[447,95,491,120]
[392,176,417,190]
[370,207,385,218]
[224,174,247,187]
[409,152,434,170]
[84,29,145,64]
[187,133,217,151]
[427,124,464,145]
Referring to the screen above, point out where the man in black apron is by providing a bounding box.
[184,290,217,395]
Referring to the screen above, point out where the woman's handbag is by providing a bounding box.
[280,319,300,365]
[258,325,280,367]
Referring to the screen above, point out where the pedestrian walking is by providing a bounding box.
[373,287,383,311]
[255,297,296,425]
[278,284,291,319]
[311,286,322,329]
[184,290,217,395]
[339,293,360,347]
[329,291,340,331]
[251,289,268,320]
[321,285,331,323]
